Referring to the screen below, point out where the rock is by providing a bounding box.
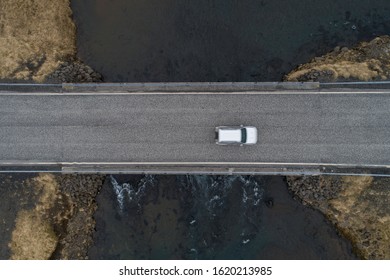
[284,35,390,82]
[45,60,103,83]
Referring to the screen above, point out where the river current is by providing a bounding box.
[89,175,355,259]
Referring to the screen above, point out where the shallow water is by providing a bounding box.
[71,0,390,82]
[89,175,356,259]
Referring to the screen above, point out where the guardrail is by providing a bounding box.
[1,81,318,93]
[2,81,390,93]
[0,162,389,177]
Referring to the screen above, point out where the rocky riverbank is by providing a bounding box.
[286,176,390,259]
[45,60,103,83]
[0,0,102,83]
[4,174,104,260]
[284,35,390,82]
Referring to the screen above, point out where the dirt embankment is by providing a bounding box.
[8,174,104,260]
[284,35,390,82]
[0,0,101,83]
[287,176,390,259]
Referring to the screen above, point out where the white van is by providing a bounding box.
[215,126,258,145]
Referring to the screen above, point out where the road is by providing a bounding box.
[0,91,389,166]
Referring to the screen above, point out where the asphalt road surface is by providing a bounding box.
[0,92,389,166]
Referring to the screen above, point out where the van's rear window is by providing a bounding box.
[241,128,247,143]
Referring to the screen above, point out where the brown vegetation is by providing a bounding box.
[9,174,61,259]
[0,0,76,81]
[8,174,104,260]
[287,176,390,259]
[9,210,58,260]
[285,36,390,82]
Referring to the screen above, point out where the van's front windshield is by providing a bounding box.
[241,128,247,143]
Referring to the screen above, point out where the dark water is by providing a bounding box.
[71,0,390,82]
[89,175,356,259]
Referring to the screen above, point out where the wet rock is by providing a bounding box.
[264,198,274,208]
[45,60,103,83]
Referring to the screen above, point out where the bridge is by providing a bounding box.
[0,82,389,176]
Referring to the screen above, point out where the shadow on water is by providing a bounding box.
[89,175,356,260]
[71,0,390,82]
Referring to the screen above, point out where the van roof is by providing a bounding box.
[218,128,242,142]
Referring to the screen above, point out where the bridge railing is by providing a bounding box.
[2,81,390,93]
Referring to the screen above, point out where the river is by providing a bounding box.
[71,0,390,82]
[89,175,355,259]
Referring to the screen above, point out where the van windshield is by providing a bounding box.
[241,128,247,143]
